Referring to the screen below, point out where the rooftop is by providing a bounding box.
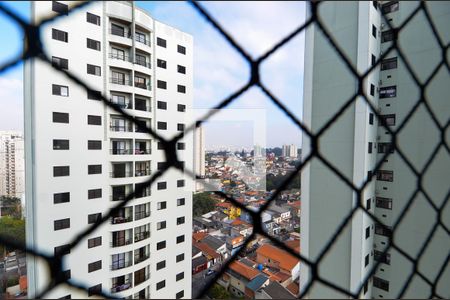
[246,274,269,292]
[257,244,300,271]
[262,281,296,299]
[202,235,225,250]
[228,261,260,281]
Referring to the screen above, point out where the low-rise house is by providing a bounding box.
[226,234,245,256]
[192,256,208,275]
[221,261,261,298]
[202,235,228,260]
[254,281,296,299]
[244,274,270,299]
[256,244,300,282]
[193,241,221,267]
[193,216,214,231]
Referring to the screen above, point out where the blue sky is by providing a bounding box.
[0,1,305,148]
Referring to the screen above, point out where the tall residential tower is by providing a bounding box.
[0,131,24,199]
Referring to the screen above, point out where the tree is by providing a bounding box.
[193,192,218,217]
[266,172,301,191]
[208,284,231,299]
[0,216,25,257]
[0,196,22,219]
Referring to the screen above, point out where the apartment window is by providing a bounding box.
[176,235,185,244]
[177,217,185,225]
[176,272,184,282]
[88,140,102,150]
[177,142,185,150]
[177,123,185,131]
[365,226,370,239]
[177,104,186,112]
[365,254,370,267]
[88,236,102,248]
[364,281,368,294]
[372,25,377,38]
[369,113,374,125]
[177,65,186,74]
[157,182,167,190]
[111,23,125,37]
[53,139,69,150]
[88,284,102,297]
[86,12,100,25]
[381,1,399,14]
[157,142,164,150]
[368,142,373,154]
[156,260,166,270]
[52,28,68,42]
[88,165,102,175]
[88,188,102,200]
[52,1,68,15]
[111,47,126,60]
[177,198,185,206]
[157,241,166,250]
[376,197,393,209]
[157,122,167,130]
[87,38,101,51]
[52,56,68,70]
[373,276,390,291]
[52,84,69,96]
[377,170,393,182]
[157,162,167,171]
[135,204,149,220]
[54,166,70,177]
[87,115,102,125]
[88,260,102,273]
[367,170,373,181]
[54,192,70,204]
[371,55,376,67]
[176,291,184,299]
[157,101,167,110]
[88,213,101,224]
[375,224,392,237]
[157,80,167,89]
[366,198,371,210]
[87,89,102,100]
[380,57,397,70]
[54,244,70,256]
[157,59,167,69]
[135,31,147,44]
[135,53,147,66]
[370,84,375,96]
[157,201,167,210]
[87,64,101,76]
[177,45,186,54]
[54,218,70,231]
[157,37,167,48]
[381,30,395,43]
[378,142,394,154]
[157,221,166,230]
[177,180,185,187]
[379,114,396,126]
[176,253,184,262]
[374,250,391,265]
[379,86,397,98]
[111,71,126,85]
[177,85,186,94]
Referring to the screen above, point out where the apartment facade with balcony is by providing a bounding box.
[25,1,193,299]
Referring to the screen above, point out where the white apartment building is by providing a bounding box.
[301,1,449,298]
[24,1,193,299]
[0,131,25,199]
[282,144,298,158]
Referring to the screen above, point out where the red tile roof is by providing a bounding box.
[193,242,220,259]
[287,282,299,296]
[228,261,260,281]
[257,244,300,271]
[192,232,208,242]
[285,240,300,253]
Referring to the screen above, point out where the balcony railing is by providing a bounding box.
[135,59,151,68]
[110,171,133,178]
[134,231,150,243]
[134,190,151,199]
[110,260,133,271]
[134,104,150,112]
[111,215,133,224]
[135,169,151,177]
[111,282,132,293]
[109,52,131,62]
[134,254,150,265]
[134,82,150,90]
[111,237,133,248]
[134,273,150,287]
[135,148,151,155]
[135,211,150,221]
[135,35,150,46]
[110,125,133,132]
[110,149,133,155]
[110,77,132,86]
[111,194,127,201]
[109,27,131,38]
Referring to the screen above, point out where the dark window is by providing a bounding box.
[177,142,185,150]
[88,213,101,224]
[86,12,100,25]
[372,25,377,38]
[54,218,70,231]
[365,226,370,239]
[176,272,184,281]
[157,182,167,190]
[52,56,68,70]
[88,260,102,273]
[379,86,396,98]
[176,235,185,244]
[177,123,185,131]
[87,64,101,76]
[177,65,186,74]
[378,143,394,154]
[87,38,101,51]
[381,30,395,43]
[176,291,184,299]
[88,140,102,150]
[374,250,391,265]
[111,23,125,37]
[369,113,374,125]
[379,114,396,126]
[62,270,71,281]
[377,170,393,182]
[88,164,102,175]
[177,104,186,112]
[375,224,392,237]
[368,142,373,154]
[157,241,166,250]
[177,180,185,187]
[376,197,393,209]
[88,188,102,199]
[380,57,397,70]
[52,28,68,42]
[367,170,373,181]
[177,85,186,94]
[52,84,69,96]
[371,54,376,67]
[156,260,166,270]
[157,162,167,171]
[157,142,164,150]
[370,84,375,96]
[157,101,167,110]
[177,217,185,225]
[364,281,368,294]
[54,244,70,256]
[59,294,71,299]
[52,1,68,15]
[157,80,167,89]
[157,201,167,210]
[381,1,399,14]
[157,221,166,230]
[88,284,102,297]
[366,198,371,210]
[157,37,167,48]
[373,276,389,291]
[54,192,70,204]
[176,253,184,262]
[88,236,102,248]
[177,198,185,206]
[365,254,370,267]
[157,59,167,69]
[54,166,70,177]
[88,115,102,125]
[177,45,186,54]
[53,139,69,150]
[87,89,102,100]
[157,122,167,130]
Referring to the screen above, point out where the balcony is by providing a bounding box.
[134,81,150,90]
[134,99,150,112]
[110,77,132,86]
[110,98,133,110]
[134,253,149,265]
[111,237,133,248]
[134,273,150,287]
[134,34,150,46]
[110,124,133,132]
[134,58,151,69]
[110,148,133,155]
[109,52,131,62]
[111,274,133,294]
[110,260,133,271]
[135,211,150,221]
[109,27,131,39]
[110,171,133,178]
[134,231,150,243]
[135,169,151,177]
[135,148,151,155]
